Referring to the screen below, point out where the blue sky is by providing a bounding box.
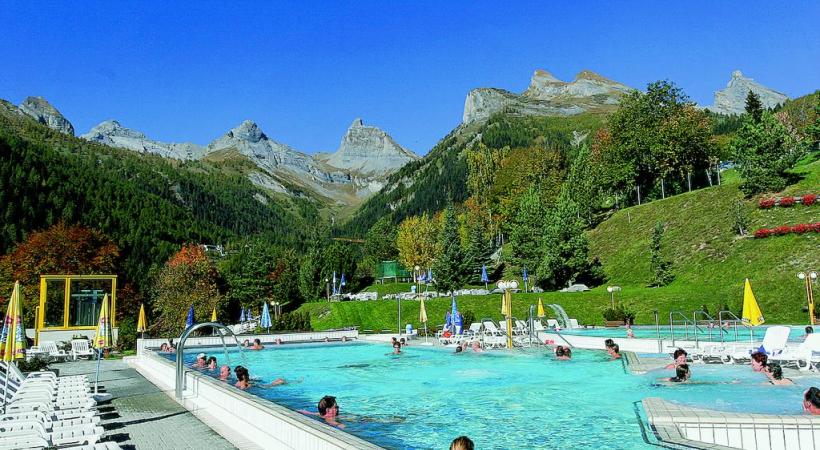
[2,2,818,155]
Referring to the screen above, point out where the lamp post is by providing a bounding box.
[325,278,330,302]
[498,280,519,349]
[607,286,622,309]
[798,271,818,325]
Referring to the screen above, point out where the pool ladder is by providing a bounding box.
[174,322,245,400]
[669,310,755,348]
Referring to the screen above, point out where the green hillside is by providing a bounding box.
[0,100,320,288]
[299,157,819,330]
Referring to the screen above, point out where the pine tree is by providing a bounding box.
[745,90,763,123]
[509,186,546,275]
[432,203,468,294]
[650,222,674,286]
[464,215,494,282]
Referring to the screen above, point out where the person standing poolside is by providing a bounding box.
[299,395,345,429]
[750,352,768,372]
[804,388,820,415]
[218,365,231,381]
[450,436,474,450]
[765,363,793,385]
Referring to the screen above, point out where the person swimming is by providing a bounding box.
[766,363,793,385]
[250,338,265,350]
[233,365,285,388]
[607,343,621,359]
[218,365,231,381]
[750,352,768,372]
[471,341,483,353]
[392,341,402,355]
[299,395,345,429]
[804,387,820,415]
[193,353,207,368]
[206,356,217,370]
[665,348,688,369]
[668,364,691,382]
[554,345,572,360]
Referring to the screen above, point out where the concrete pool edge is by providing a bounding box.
[643,397,820,450]
[129,333,383,450]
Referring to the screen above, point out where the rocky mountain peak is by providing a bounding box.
[323,118,418,177]
[711,70,789,115]
[18,96,75,135]
[227,120,267,143]
[81,120,204,160]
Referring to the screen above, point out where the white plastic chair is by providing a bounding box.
[36,342,69,361]
[700,326,791,363]
[71,340,95,361]
[568,318,580,328]
[770,333,820,371]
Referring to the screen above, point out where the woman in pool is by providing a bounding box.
[607,344,621,359]
[554,345,571,360]
[750,352,768,372]
[765,363,793,385]
[206,356,217,370]
[159,343,169,352]
[193,353,207,368]
[391,341,402,355]
[665,348,688,369]
[234,365,285,389]
[804,388,820,415]
[604,339,615,349]
[299,395,345,429]
[218,365,231,381]
[471,341,483,353]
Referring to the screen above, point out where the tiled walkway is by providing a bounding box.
[56,359,236,450]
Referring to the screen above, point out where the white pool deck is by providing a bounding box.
[128,330,820,450]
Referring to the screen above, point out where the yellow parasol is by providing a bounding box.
[501,292,511,316]
[741,278,765,326]
[93,294,112,349]
[419,298,427,324]
[137,304,147,333]
[537,298,546,318]
[1,281,26,362]
[211,307,217,322]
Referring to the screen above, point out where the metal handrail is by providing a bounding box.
[175,322,244,400]
[717,311,755,344]
[693,310,716,343]
[669,311,695,347]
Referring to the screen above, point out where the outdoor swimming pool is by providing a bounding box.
[559,324,808,342]
[169,343,813,449]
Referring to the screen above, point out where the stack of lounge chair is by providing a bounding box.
[0,362,121,450]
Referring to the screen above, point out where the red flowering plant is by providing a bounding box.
[773,225,791,235]
[791,224,809,234]
[811,223,820,233]
[803,194,817,206]
[758,198,776,209]
[779,196,796,207]
[754,228,772,238]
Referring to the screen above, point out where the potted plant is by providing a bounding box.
[17,355,58,377]
[602,307,625,327]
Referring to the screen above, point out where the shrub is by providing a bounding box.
[773,225,791,236]
[779,196,796,207]
[602,305,636,323]
[461,310,476,329]
[792,224,809,234]
[117,317,137,351]
[17,355,53,372]
[803,194,817,206]
[758,198,776,209]
[754,228,772,238]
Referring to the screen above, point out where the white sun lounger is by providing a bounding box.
[699,326,791,363]
[0,420,104,447]
[769,333,820,371]
[71,340,96,361]
[30,341,70,361]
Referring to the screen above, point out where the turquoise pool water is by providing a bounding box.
[170,343,813,449]
[558,325,808,342]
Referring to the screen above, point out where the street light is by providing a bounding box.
[325,278,330,302]
[798,271,818,325]
[607,286,622,309]
[498,279,519,349]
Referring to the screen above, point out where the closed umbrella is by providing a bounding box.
[1,281,25,413]
[419,297,428,341]
[480,265,489,290]
[522,267,529,293]
[451,296,462,334]
[260,303,272,333]
[137,303,147,338]
[92,294,113,401]
[444,311,452,333]
[239,307,246,323]
[537,298,546,318]
[210,307,217,322]
[340,273,347,295]
[185,305,195,329]
[741,278,765,326]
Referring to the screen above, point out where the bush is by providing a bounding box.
[779,196,796,207]
[17,355,53,372]
[773,225,792,236]
[461,310,476,329]
[803,194,817,206]
[117,317,137,351]
[792,224,809,234]
[602,305,636,323]
[759,198,776,209]
[754,228,772,238]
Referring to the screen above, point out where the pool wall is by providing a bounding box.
[129,332,382,450]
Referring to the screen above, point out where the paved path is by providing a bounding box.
[56,359,236,450]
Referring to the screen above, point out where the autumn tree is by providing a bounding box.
[396,213,438,274]
[0,222,120,324]
[153,244,222,336]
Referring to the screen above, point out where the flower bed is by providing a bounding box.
[754,222,820,238]
[758,194,818,209]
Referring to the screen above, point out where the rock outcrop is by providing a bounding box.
[711,70,790,116]
[322,118,419,177]
[81,120,205,160]
[18,96,75,135]
[463,69,633,123]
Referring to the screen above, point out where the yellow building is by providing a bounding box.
[36,275,117,345]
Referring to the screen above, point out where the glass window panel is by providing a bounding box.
[68,279,113,327]
[43,279,66,328]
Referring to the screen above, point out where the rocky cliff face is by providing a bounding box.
[711,70,790,115]
[18,96,75,135]
[82,120,205,159]
[322,118,419,177]
[463,69,633,123]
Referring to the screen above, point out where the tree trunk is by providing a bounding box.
[687,172,691,192]
[661,179,665,199]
